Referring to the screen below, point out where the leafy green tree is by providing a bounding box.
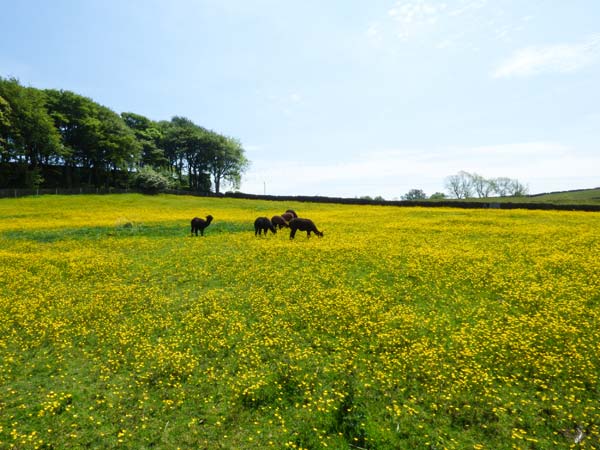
[0,78,63,167]
[45,89,140,186]
[402,189,427,200]
[158,117,211,191]
[206,135,249,194]
[429,192,446,200]
[94,105,141,186]
[0,94,12,157]
[121,112,167,168]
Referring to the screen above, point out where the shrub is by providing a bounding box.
[132,167,173,194]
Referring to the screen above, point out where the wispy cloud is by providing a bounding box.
[493,33,600,78]
[384,0,488,42]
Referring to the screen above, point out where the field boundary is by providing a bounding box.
[2,188,599,212]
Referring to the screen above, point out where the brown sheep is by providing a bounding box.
[191,214,213,236]
[285,209,298,218]
[281,212,294,222]
[289,218,324,239]
[254,217,277,236]
[271,215,289,229]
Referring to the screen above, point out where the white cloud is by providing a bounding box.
[493,33,600,78]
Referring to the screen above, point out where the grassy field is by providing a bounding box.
[1,194,599,449]
[460,187,600,205]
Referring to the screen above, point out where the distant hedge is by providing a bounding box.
[222,192,600,212]
[1,187,599,212]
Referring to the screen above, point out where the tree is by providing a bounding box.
[402,189,427,200]
[445,171,473,199]
[121,112,167,168]
[94,105,141,186]
[446,172,528,198]
[0,94,12,156]
[159,117,213,192]
[0,78,63,168]
[206,135,249,194]
[429,192,446,200]
[468,172,495,198]
[507,179,528,196]
[493,177,513,197]
[45,89,140,187]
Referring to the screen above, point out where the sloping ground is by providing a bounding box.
[525,187,600,205]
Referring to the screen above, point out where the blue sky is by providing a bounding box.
[1,0,599,198]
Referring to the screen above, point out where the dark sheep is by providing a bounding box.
[285,209,298,218]
[281,212,295,222]
[191,215,214,236]
[254,217,277,236]
[289,218,324,239]
[271,215,289,229]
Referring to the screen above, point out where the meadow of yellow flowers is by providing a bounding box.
[0,194,599,449]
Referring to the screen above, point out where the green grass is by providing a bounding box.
[457,187,600,205]
[0,194,599,449]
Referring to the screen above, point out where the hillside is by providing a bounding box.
[468,187,600,205]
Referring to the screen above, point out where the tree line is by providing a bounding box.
[0,77,249,193]
[401,171,529,200]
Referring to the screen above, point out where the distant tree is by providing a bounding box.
[402,189,427,200]
[445,172,529,198]
[206,135,249,194]
[445,171,473,199]
[121,112,167,168]
[159,117,213,192]
[94,105,141,186]
[373,195,385,201]
[468,172,495,198]
[429,192,446,200]
[493,177,513,197]
[507,179,528,196]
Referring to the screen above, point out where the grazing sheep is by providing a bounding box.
[289,218,324,239]
[254,217,277,236]
[281,212,295,222]
[271,215,289,229]
[191,215,214,236]
[285,209,298,218]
